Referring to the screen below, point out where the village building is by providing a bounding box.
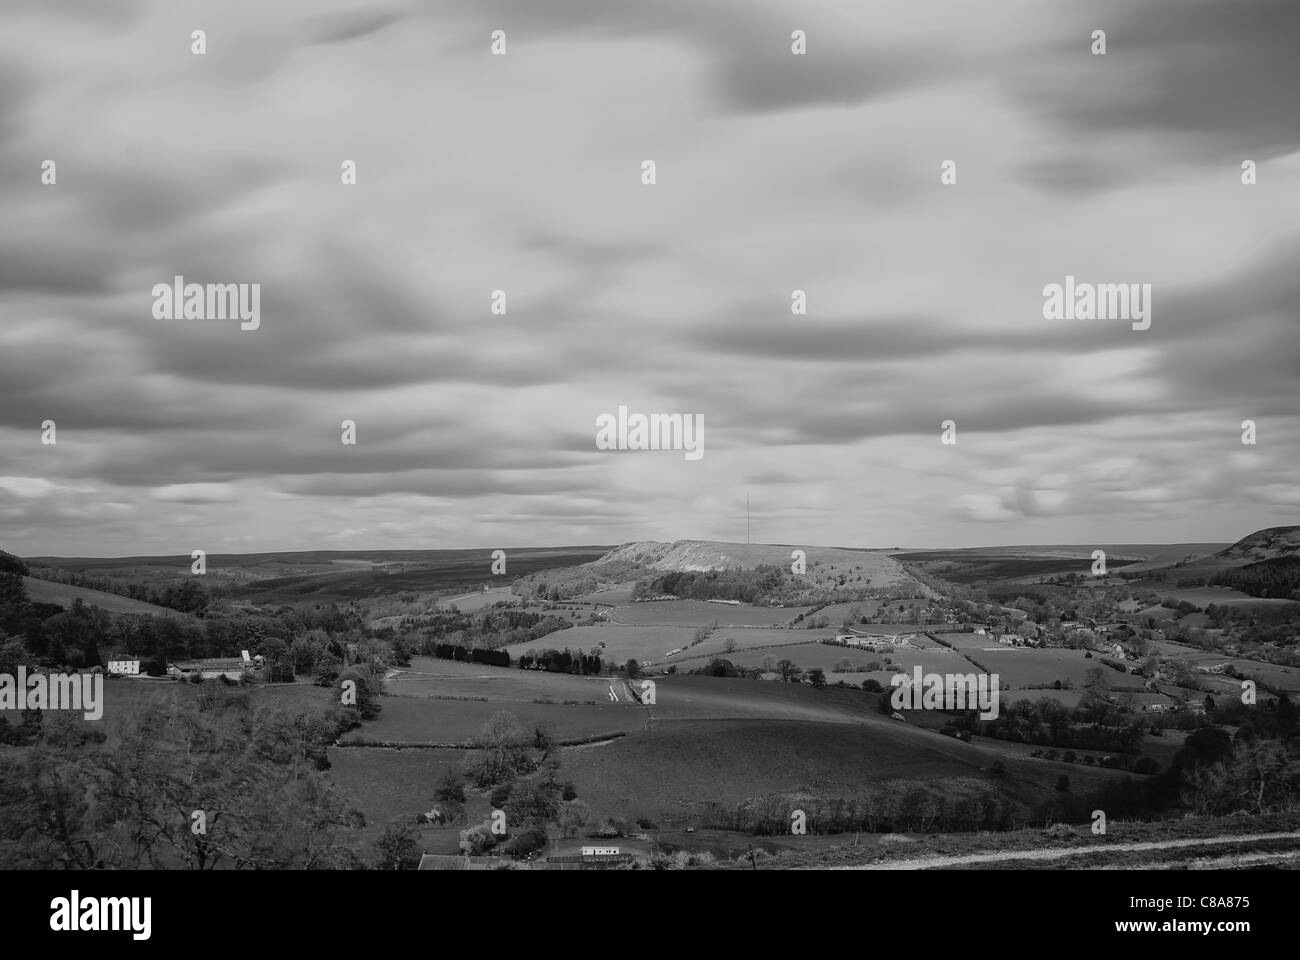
[167,651,255,681]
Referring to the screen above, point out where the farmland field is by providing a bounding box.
[23,577,187,618]
[972,648,1137,692]
[506,624,698,666]
[341,693,644,746]
[92,677,337,739]
[385,657,637,703]
[606,600,811,627]
[440,587,520,612]
[563,717,1119,826]
[326,746,470,848]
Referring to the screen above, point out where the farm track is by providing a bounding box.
[837,830,1300,870]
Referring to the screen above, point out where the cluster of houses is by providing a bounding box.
[825,629,917,651]
[104,651,265,681]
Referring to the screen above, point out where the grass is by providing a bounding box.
[23,577,186,618]
[506,624,698,666]
[340,695,644,745]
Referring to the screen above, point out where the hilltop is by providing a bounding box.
[1138,525,1300,591]
[513,539,933,604]
[597,539,904,575]
[1211,526,1300,564]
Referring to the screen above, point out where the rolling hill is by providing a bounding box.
[21,577,186,619]
[1145,525,1300,587]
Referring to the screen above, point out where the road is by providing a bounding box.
[835,831,1300,870]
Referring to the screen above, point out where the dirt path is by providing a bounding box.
[836,830,1300,870]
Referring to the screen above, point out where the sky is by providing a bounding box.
[1,0,1298,557]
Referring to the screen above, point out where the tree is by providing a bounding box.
[0,694,365,869]
[807,668,827,689]
[557,799,591,838]
[433,769,466,822]
[723,637,738,654]
[471,712,530,787]
[776,659,799,682]
[459,823,498,856]
[337,665,382,719]
[374,820,421,870]
[0,638,28,675]
[625,659,641,678]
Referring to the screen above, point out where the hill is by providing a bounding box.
[514,539,932,604]
[1142,525,1300,589]
[21,577,187,619]
[1211,526,1300,564]
[598,540,908,578]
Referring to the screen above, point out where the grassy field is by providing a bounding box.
[606,600,811,627]
[341,694,644,746]
[326,746,469,848]
[506,624,698,666]
[385,657,640,703]
[438,586,520,612]
[90,677,337,738]
[974,648,1138,692]
[23,577,187,618]
[562,716,1119,829]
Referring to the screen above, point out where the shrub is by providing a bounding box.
[1134,756,1159,775]
[459,824,498,857]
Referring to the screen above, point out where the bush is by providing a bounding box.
[1134,756,1159,775]
[459,823,498,857]
[501,828,547,858]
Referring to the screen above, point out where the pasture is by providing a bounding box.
[563,716,1119,827]
[606,600,810,627]
[505,624,697,666]
[341,693,644,746]
[23,577,186,618]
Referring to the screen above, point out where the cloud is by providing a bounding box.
[1014,0,1300,161]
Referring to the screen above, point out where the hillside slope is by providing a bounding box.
[1146,525,1300,587]
[1211,526,1300,564]
[22,577,186,619]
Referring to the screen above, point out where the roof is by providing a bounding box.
[170,658,246,671]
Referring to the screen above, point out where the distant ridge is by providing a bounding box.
[1209,525,1300,563]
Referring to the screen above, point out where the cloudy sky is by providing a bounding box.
[2,0,1298,556]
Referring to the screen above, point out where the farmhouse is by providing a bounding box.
[107,659,141,676]
[167,655,249,681]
